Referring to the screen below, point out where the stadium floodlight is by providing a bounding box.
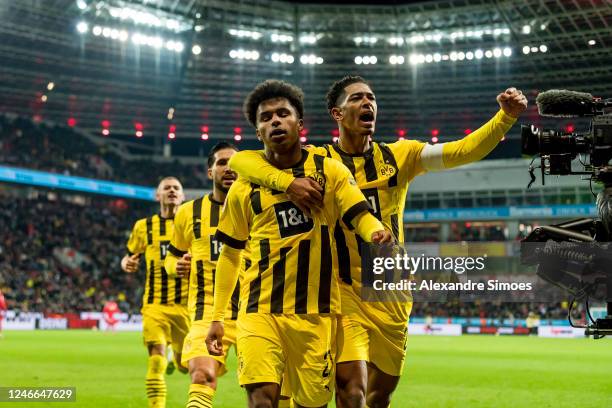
[409,53,419,65]
[485,50,493,58]
[192,45,202,55]
[457,51,465,61]
[531,46,539,53]
[425,54,433,63]
[522,25,531,34]
[396,55,405,64]
[539,44,547,53]
[388,36,404,45]
[465,51,474,60]
[299,34,317,44]
[102,27,111,37]
[174,42,184,52]
[92,26,102,36]
[194,25,204,32]
[449,52,458,61]
[47,82,55,91]
[229,50,238,59]
[493,48,502,58]
[76,21,88,34]
[522,46,530,54]
[433,53,442,62]
[76,0,87,10]
[229,28,262,40]
[355,56,363,64]
[503,47,512,57]
[119,30,128,41]
[588,39,596,46]
[271,33,293,43]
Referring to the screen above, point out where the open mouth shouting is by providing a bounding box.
[359,110,375,128]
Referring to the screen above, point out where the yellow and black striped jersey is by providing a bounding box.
[308,141,425,288]
[126,214,188,307]
[215,149,376,315]
[167,194,244,322]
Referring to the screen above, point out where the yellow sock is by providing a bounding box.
[186,383,214,408]
[146,354,167,408]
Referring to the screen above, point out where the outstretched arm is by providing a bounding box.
[420,87,528,171]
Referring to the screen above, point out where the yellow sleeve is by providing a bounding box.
[211,245,243,321]
[228,145,327,192]
[420,109,517,171]
[215,181,250,249]
[228,150,296,192]
[126,220,146,255]
[353,211,385,243]
[328,159,383,235]
[165,204,191,277]
[387,139,428,181]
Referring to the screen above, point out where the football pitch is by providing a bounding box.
[1,331,611,407]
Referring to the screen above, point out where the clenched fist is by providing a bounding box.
[497,87,528,118]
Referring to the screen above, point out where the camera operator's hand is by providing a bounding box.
[497,87,528,118]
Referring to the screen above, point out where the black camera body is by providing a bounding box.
[522,115,612,177]
[520,90,612,338]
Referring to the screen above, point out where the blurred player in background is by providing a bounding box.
[228,76,527,407]
[206,80,391,408]
[121,177,190,408]
[0,288,6,338]
[102,298,120,332]
[164,142,241,408]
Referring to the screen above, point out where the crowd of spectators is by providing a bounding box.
[0,192,154,314]
[0,115,208,188]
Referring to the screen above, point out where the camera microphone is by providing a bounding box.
[536,89,610,117]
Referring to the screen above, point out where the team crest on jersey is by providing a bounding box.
[308,171,326,189]
[380,163,396,177]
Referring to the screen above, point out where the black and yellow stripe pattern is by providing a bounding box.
[167,194,242,323]
[127,214,189,307]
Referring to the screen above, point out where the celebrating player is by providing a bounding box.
[205,80,392,408]
[164,142,240,408]
[121,177,190,408]
[226,76,527,407]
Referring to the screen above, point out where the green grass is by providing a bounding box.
[0,331,611,407]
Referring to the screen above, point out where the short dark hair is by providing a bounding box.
[243,80,304,127]
[207,142,238,167]
[325,75,371,112]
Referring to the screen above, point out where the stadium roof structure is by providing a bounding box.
[0,0,610,157]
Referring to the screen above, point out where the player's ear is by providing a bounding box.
[330,107,343,122]
[207,167,213,180]
[256,128,262,142]
[154,188,161,202]
[297,119,304,132]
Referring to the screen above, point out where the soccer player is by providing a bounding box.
[121,177,190,408]
[102,298,120,332]
[205,79,392,408]
[163,142,240,408]
[0,288,6,338]
[226,76,528,407]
